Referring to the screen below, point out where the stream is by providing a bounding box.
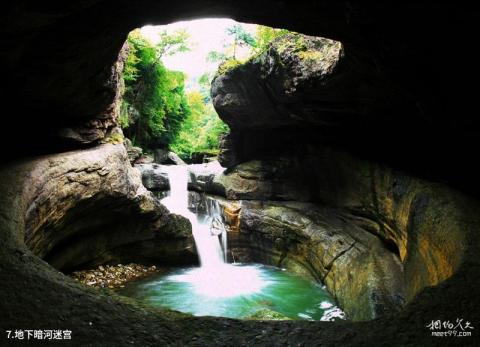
[118,165,345,321]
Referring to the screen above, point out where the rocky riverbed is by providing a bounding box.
[70,263,158,289]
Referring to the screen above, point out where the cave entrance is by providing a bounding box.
[69,18,347,322]
[119,18,261,165]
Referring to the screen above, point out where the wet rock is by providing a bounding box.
[135,154,155,164]
[153,148,169,164]
[166,151,186,165]
[246,309,291,321]
[232,200,406,321]
[135,163,170,191]
[187,161,225,194]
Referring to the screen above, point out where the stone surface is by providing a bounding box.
[153,148,169,164]
[1,2,480,345]
[212,34,348,130]
[189,149,480,309]
[187,161,226,194]
[71,263,158,289]
[246,309,291,321]
[228,200,406,321]
[166,151,186,165]
[135,163,170,191]
[7,144,194,271]
[124,137,143,164]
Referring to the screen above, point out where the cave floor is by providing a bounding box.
[1,245,479,346]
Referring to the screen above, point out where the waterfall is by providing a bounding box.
[159,164,266,299]
[161,165,227,267]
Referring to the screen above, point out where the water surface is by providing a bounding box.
[118,263,345,321]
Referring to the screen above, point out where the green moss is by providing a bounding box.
[246,309,292,320]
[298,50,323,61]
[277,34,308,54]
[217,59,243,75]
[104,132,124,144]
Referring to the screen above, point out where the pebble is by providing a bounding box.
[70,263,158,289]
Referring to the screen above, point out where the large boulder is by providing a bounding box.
[187,161,226,194]
[136,163,170,191]
[153,148,169,164]
[211,33,394,168]
[7,144,194,270]
[166,151,186,165]
[213,34,349,130]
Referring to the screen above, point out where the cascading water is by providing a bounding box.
[161,165,226,267]
[118,164,346,321]
[160,165,265,298]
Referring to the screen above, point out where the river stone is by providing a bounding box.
[135,163,170,191]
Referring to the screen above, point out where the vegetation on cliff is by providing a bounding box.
[119,22,291,161]
[119,30,191,150]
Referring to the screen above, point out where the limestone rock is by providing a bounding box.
[231,200,406,321]
[124,138,143,164]
[153,148,169,164]
[212,33,349,130]
[187,161,225,194]
[136,163,170,191]
[166,151,186,165]
[17,144,193,270]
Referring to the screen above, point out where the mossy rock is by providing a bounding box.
[246,309,292,320]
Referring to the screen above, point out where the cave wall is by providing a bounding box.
[1,1,479,196]
[0,1,479,344]
[2,144,195,271]
[207,29,480,306]
[188,149,480,320]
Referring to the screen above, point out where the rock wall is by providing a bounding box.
[1,2,480,344]
[1,144,195,271]
[209,32,480,309]
[188,155,479,321]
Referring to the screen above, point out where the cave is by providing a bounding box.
[1,2,479,345]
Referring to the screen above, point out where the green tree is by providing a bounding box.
[225,24,256,59]
[170,90,229,160]
[206,50,228,64]
[254,25,289,53]
[120,30,191,150]
[155,29,190,58]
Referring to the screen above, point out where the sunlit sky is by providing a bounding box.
[140,18,257,89]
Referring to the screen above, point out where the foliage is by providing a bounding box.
[155,29,190,58]
[254,25,289,54]
[198,72,213,102]
[206,50,228,63]
[226,24,256,59]
[217,59,242,75]
[207,24,257,64]
[170,90,229,160]
[211,25,291,77]
[104,132,124,144]
[120,30,191,149]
